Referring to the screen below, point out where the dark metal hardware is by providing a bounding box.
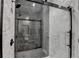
[26,0,69,11]
[16,3,21,8]
[67,45,70,47]
[67,30,71,33]
[10,39,14,46]
[12,0,15,2]
[43,0,47,2]
[78,39,79,43]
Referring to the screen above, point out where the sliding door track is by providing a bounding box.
[26,0,69,11]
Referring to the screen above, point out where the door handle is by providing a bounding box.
[10,39,14,46]
[67,45,70,46]
[67,45,71,48]
[67,31,70,33]
[78,39,79,43]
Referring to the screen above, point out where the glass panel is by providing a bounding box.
[15,20,42,52]
[15,0,43,52]
[15,0,49,58]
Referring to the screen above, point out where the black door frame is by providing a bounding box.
[0,0,4,58]
[69,7,72,58]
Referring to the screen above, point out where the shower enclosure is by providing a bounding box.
[2,0,49,58]
[2,0,79,58]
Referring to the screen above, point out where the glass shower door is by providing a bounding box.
[15,20,42,52]
[15,0,48,58]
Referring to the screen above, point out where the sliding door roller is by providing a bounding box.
[12,0,15,2]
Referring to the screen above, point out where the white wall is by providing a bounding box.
[72,0,79,58]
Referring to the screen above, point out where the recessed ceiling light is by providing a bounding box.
[32,3,36,7]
